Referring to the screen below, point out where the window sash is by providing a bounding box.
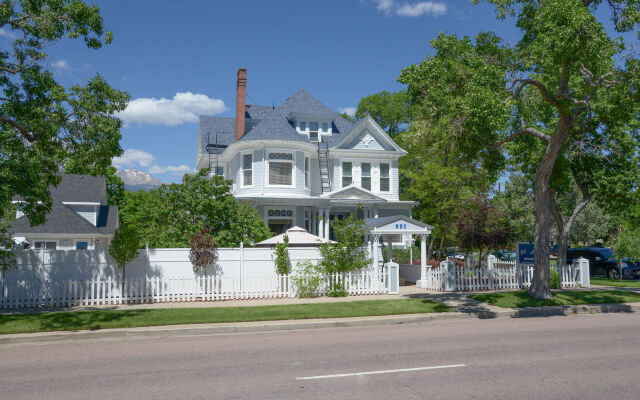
[309,122,319,131]
[380,163,390,192]
[361,163,371,190]
[309,131,319,142]
[269,161,293,186]
[35,241,56,250]
[242,154,253,186]
[321,122,329,132]
[342,162,352,187]
[299,121,306,131]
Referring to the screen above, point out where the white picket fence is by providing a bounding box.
[0,269,389,309]
[421,261,586,292]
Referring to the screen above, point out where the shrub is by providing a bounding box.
[550,267,560,289]
[291,261,322,298]
[274,234,290,275]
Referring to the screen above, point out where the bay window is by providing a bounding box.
[268,152,294,186]
[242,153,253,186]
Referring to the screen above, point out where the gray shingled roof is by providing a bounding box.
[9,202,118,235]
[198,89,356,151]
[13,174,105,203]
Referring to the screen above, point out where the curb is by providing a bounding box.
[0,302,637,346]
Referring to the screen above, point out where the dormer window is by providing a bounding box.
[299,121,307,131]
[321,122,329,132]
[309,122,319,142]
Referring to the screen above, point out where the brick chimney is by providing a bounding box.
[235,68,247,141]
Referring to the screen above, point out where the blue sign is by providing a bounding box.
[395,223,407,230]
[517,243,535,264]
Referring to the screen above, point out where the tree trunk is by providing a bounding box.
[427,236,435,264]
[437,232,447,262]
[529,116,572,299]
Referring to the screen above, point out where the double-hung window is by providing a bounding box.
[34,241,56,250]
[268,152,294,186]
[342,162,352,187]
[304,156,310,189]
[309,122,319,142]
[361,163,371,191]
[380,163,390,192]
[242,153,253,186]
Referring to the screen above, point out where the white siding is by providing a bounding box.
[67,205,97,225]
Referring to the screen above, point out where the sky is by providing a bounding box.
[1,0,628,183]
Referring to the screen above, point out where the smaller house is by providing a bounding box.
[10,174,119,250]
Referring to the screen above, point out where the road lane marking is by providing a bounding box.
[296,364,466,380]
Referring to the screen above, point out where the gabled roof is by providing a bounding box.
[321,185,387,201]
[9,202,118,235]
[333,115,406,153]
[13,174,106,203]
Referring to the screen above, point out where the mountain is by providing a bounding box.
[116,169,163,191]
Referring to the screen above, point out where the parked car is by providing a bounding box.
[566,247,640,279]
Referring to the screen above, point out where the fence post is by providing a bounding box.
[384,262,399,294]
[240,242,244,294]
[577,257,590,287]
[440,260,456,292]
[487,254,496,270]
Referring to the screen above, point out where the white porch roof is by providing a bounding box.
[364,215,433,236]
[255,226,336,247]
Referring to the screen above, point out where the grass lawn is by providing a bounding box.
[0,298,450,335]
[591,278,640,287]
[470,290,640,308]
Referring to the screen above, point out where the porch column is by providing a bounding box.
[318,208,324,239]
[417,233,429,288]
[324,207,331,240]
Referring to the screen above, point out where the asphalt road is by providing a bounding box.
[2,313,640,400]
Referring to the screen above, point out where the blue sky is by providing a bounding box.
[4,0,626,182]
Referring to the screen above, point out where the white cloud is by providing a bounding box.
[51,59,70,71]
[396,2,447,17]
[115,92,227,127]
[148,164,194,175]
[370,0,447,18]
[339,107,357,117]
[0,27,17,39]
[112,149,155,169]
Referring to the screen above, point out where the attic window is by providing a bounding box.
[309,122,319,142]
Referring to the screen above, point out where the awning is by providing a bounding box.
[255,226,336,247]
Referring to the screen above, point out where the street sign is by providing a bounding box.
[517,242,535,264]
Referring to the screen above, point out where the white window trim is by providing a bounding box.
[304,155,310,190]
[378,162,391,193]
[33,240,58,250]
[266,150,296,188]
[240,152,253,188]
[361,162,372,191]
[341,160,354,188]
[265,207,295,229]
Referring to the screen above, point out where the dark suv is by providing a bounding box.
[566,247,640,279]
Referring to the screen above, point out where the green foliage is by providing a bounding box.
[118,169,271,248]
[327,280,348,298]
[612,224,640,264]
[0,0,129,228]
[391,247,421,265]
[109,223,141,269]
[0,219,16,272]
[317,214,370,274]
[274,234,290,275]
[470,290,640,308]
[496,174,535,242]
[355,90,411,135]
[188,225,218,274]
[549,268,560,289]
[291,261,322,298]
[456,193,514,254]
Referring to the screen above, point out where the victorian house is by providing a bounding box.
[196,69,414,241]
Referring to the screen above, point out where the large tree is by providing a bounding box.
[401,0,640,298]
[119,169,271,248]
[355,90,411,135]
[0,0,129,228]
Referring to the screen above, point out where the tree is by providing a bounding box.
[456,193,514,262]
[118,169,271,248]
[355,90,411,135]
[496,174,536,243]
[611,223,640,280]
[109,223,141,295]
[400,0,640,298]
[188,225,218,276]
[318,214,370,275]
[0,0,129,229]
